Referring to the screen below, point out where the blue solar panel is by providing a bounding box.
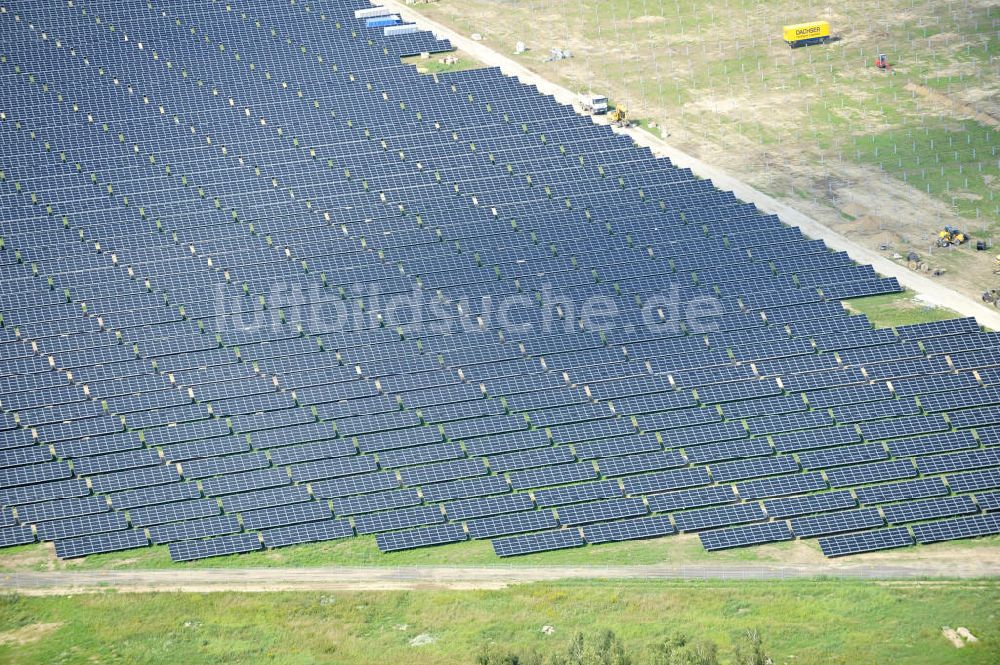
[825,460,917,488]
[311,472,401,498]
[0,461,73,489]
[621,467,712,495]
[916,449,1000,475]
[261,519,355,549]
[556,498,648,526]
[645,486,737,513]
[798,444,888,470]
[379,443,465,469]
[110,482,202,510]
[886,431,978,458]
[819,527,914,557]
[418,475,511,502]
[463,430,551,457]
[853,477,949,505]
[353,506,445,534]
[573,435,664,460]
[36,512,129,542]
[333,489,423,517]
[790,508,885,538]
[0,525,36,548]
[508,462,597,489]
[534,480,623,507]
[946,468,1000,493]
[764,490,857,519]
[241,502,334,530]
[399,459,486,486]
[376,523,468,552]
[699,522,794,551]
[55,529,149,559]
[149,515,243,544]
[881,496,979,524]
[710,456,800,483]
[221,485,312,513]
[736,472,828,499]
[772,426,860,453]
[977,491,1000,511]
[910,513,1000,545]
[488,446,575,473]
[16,496,110,523]
[492,529,583,557]
[201,469,290,496]
[582,516,675,544]
[130,499,220,528]
[466,509,558,539]
[859,415,949,441]
[444,493,534,520]
[672,502,766,531]
[685,438,773,464]
[169,533,263,562]
[89,466,180,494]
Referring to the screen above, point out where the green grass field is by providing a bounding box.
[401,49,483,74]
[853,120,999,227]
[1,580,996,664]
[844,290,962,328]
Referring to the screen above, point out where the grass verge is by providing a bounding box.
[2,532,1000,573]
[0,579,997,664]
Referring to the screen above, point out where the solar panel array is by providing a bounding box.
[0,0,999,563]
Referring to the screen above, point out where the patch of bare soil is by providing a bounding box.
[738,540,828,565]
[928,31,960,45]
[0,542,77,572]
[942,626,965,648]
[957,627,978,643]
[906,82,1000,130]
[0,622,62,647]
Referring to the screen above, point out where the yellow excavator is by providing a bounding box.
[937,226,967,247]
[609,105,630,128]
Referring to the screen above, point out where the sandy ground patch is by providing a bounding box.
[942,626,965,648]
[906,82,1000,130]
[0,622,62,647]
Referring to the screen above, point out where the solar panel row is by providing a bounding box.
[0,0,993,565]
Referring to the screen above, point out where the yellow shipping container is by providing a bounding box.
[782,21,831,46]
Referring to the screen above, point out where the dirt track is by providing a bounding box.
[377,0,1000,330]
[906,82,1000,131]
[3,559,999,594]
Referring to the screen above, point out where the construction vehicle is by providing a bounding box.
[875,53,891,70]
[578,92,608,115]
[609,105,630,128]
[782,21,831,48]
[937,226,967,247]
